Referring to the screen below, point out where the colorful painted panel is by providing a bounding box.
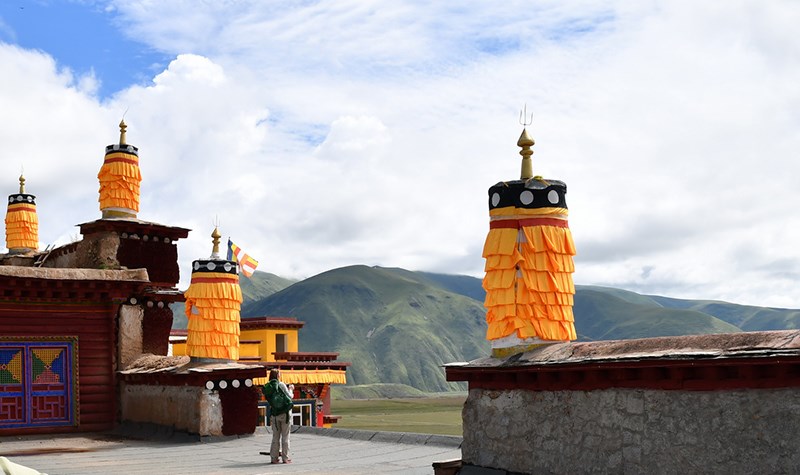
[0,347,24,424]
[0,339,78,429]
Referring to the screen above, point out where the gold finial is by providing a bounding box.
[119,119,127,145]
[18,174,25,194]
[518,128,535,180]
[211,226,222,258]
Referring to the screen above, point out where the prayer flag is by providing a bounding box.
[227,239,259,277]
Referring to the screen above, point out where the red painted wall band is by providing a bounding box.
[490,218,569,229]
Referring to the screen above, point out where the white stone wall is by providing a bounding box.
[120,384,223,436]
[118,305,144,370]
[462,387,800,474]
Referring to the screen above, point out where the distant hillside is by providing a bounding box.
[402,278,742,340]
[171,266,800,393]
[573,288,740,340]
[650,296,800,332]
[415,271,486,302]
[240,271,296,305]
[242,265,489,392]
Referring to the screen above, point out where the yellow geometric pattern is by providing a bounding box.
[32,348,61,365]
[0,350,22,384]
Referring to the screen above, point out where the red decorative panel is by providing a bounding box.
[0,347,24,424]
[0,339,77,429]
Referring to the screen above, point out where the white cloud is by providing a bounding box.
[2,2,800,308]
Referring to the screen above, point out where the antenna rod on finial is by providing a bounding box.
[517,104,535,180]
[519,103,533,127]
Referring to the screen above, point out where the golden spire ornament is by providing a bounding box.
[119,119,127,145]
[98,119,141,219]
[518,128,534,180]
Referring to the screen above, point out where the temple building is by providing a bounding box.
[171,315,350,427]
[0,121,262,436]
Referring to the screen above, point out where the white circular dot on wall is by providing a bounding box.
[245,379,253,387]
[491,193,501,207]
[205,381,214,390]
[219,380,228,389]
[232,380,241,388]
[548,190,559,204]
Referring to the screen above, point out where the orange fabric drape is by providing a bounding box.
[185,271,243,360]
[483,211,577,342]
[5,203,38,250]
[98,152,141,214]
[253,370,347,386]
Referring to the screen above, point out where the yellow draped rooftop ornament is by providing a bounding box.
[481,111,577,357]
[184,226,243,361]
[98,119,141,219]
[5,174,39,254]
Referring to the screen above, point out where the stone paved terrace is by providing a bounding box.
[0,426,462,475]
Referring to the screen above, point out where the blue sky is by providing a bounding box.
[0,1,168,98]
[1,1,800,308]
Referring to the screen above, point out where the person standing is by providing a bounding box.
[262,369,294,464]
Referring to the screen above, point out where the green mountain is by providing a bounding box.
[242,265,489,392]
[240,271,296,304]
[650,296,800,332]
[381,277,742,341]
[415,271,486,302]
[573,288,740,340]
[172,265,800,393]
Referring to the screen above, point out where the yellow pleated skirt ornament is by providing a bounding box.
[5,176,38,253]
[184,259,243,361]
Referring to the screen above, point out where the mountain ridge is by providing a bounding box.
[174,266,800,392]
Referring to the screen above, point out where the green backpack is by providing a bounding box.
[262,380,294,416]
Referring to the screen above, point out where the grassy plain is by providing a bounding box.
[331,396,466,436]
